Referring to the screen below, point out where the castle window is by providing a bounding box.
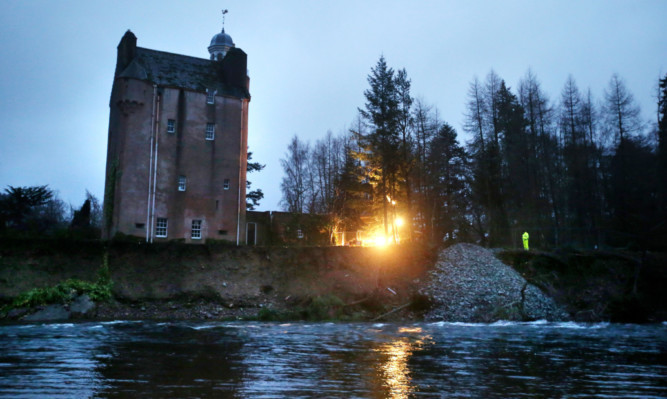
[206,90,215,104]
[178,176,187,191]
[297,229,304,239]
[223,179,230,190]
[206,123,215,140]
[191,219,202,239]
[167,119,175,133]
[156,218,168,237]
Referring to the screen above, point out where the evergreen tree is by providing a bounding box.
[0,185,69,237]
[70,199,91,228]
[0,185,53,233]
[608,137,658,248]
[357,56,403,241]
[331,141,370,241]
[426,123,469,243]
[246,152,265,211]
[657,74,667,231]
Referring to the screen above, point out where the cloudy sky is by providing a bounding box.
[0,0,665,211]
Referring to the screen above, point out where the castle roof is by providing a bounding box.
[118,46,250,99]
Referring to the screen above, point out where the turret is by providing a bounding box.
[116,30,137,75]
[208,10,235,60]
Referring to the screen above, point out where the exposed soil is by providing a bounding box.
[497,248,667,323]
[1,239,665,323]
[1,239,436,322]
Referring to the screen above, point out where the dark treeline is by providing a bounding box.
[280,57,667,251]
[0,186,102,239]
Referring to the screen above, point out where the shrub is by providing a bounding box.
[2,262,113,313]
[303,294,344,321]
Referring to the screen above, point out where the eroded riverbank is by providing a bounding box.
[1,239,665,323]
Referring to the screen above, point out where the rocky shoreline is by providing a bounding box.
[421,243,570,322]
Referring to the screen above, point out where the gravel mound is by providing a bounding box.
[421,243,569,322]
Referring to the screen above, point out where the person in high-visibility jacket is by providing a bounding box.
[522,231,529,251]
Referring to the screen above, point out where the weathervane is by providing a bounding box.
[221,9,228,32]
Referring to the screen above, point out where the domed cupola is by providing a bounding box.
[208,10,235,60]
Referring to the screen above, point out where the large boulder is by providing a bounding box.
[23,304,70,321]
[17,295,96,322]
[421,243,569,322]
[69,294,96,318]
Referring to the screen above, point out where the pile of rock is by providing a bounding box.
[5,294,96,322]
[420,243,569,322]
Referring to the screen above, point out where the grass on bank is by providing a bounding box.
[1,257,113,315]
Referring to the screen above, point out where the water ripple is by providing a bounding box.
[0,321,664,398]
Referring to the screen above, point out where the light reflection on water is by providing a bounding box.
[375,338,415,398]
[0,321,665,398]
[371,326,433,398]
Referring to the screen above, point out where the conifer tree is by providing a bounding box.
[357,56,403,241]
[657,74,667,216]
[426,123,469,243]
[246,152,265,211]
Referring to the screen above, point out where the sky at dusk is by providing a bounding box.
[0,0,665,211]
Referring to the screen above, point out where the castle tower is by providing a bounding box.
[102,24,250,244]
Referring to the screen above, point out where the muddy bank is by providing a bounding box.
[1,239,665,323]
[497,248,667,323]
[0,239,435,322]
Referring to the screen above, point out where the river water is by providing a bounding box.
[0,320,664,398]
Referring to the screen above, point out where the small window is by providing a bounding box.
[218,230,228,235]
[297,229,304,239]
[223,179,230,190]
[191,219,202,239]
[156,218,168,237]
[206,90,215,105]
[206,123,215,140]
[135,223,145,229]
[167,119,175,133]
[178,176,187,191]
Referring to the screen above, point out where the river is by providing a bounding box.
[0,320,665,398]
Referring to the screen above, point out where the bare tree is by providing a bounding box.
[603,73,643,145]
[310,131,347,214]
[280,135,311,213]
[412,98,439,235]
